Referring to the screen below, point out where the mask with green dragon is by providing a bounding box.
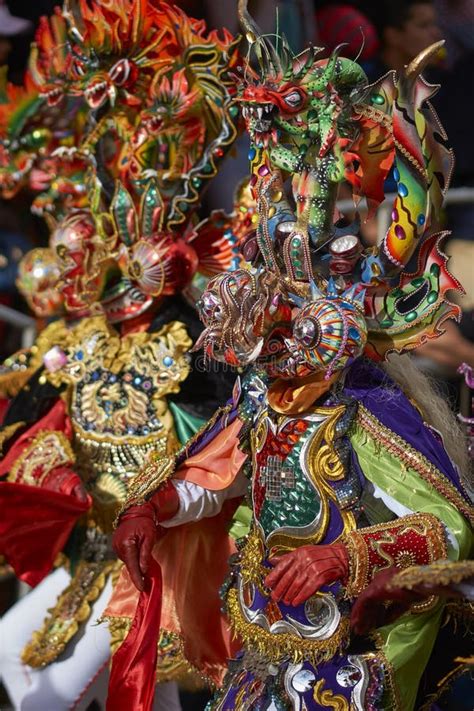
[196,0,461,377]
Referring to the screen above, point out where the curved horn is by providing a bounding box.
[323,42,347,79]
[28,44,45,87]
[309,42,346,91]
[238,0,281,77]
[238,0,261,43]
[63,0,85,43]
[406,40,444,81]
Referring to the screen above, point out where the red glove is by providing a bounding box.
[112,480,179,592]
[42,466,88,503]
[265,543,349,607]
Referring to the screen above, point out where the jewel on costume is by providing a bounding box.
[109,2,473,711]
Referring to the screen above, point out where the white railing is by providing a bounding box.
[0,304,36,349]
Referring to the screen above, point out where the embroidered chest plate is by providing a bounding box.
[72,364,166,440]
[252,411,330,541]
[43,316,191,496]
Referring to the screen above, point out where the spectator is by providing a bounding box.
[315,2,379,61]
[361,0,443,80]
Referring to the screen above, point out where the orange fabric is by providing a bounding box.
[268,371,340,414]
[105,500,240,684]
[106,562,139,620]
[105,413,247,682]
[174,417,247,490]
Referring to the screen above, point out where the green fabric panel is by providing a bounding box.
[350,423,471,557]
[169,402,206,447]
[378,604,444,710]
[229,503,252,540]
[350,423,472,710]
[359,485,398,525]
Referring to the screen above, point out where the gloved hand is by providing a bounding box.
[265,543,349,606]
[112,480,179,591]
[43,466,89,503]
[350,567,427,635]
[112,502,158,591]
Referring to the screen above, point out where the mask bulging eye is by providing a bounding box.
[284,91,303,108]
[109,59,131,86]
[199,292,221,321]
[293,317,321,348]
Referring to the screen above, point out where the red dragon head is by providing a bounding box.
[65,0,176,110]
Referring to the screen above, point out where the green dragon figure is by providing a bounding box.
[234,0,459,361]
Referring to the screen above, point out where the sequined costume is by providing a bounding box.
[0,2,251,708]
[109,2,473,710]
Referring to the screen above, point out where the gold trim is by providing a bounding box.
[0,368,33,399]
[226,586,350,666]
[115,454,177,523]
[344,513,448,597]
[73,421,169,447]
[371,630,403,711]
[21,560,119,668]
[239,527,268,587]
[357,404,474,527]
[417,661,469,711]
[0,421,25,455]
[0,320,70,397]
[8,430,75,486]
[115,402,235,522]
[179,403,234,459]
[387,559,474,591]
[313,679,349,710]
[344,527,370,597]
[106,616,195,684]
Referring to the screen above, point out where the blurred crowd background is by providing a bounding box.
[0,1,473,709]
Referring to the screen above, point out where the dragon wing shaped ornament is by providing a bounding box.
[116,3,241,220]
[356,43,461,359]
[196,0,462,375]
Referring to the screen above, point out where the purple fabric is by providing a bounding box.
[217,655,359,709]
[321,499,346,544]
[343,359,470,501]
[246,561,344,626]
[176,400,239,464]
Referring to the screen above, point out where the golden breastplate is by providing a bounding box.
[44,315,191,529]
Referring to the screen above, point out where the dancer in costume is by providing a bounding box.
[0,2,248,709]
[111,3,473,710]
